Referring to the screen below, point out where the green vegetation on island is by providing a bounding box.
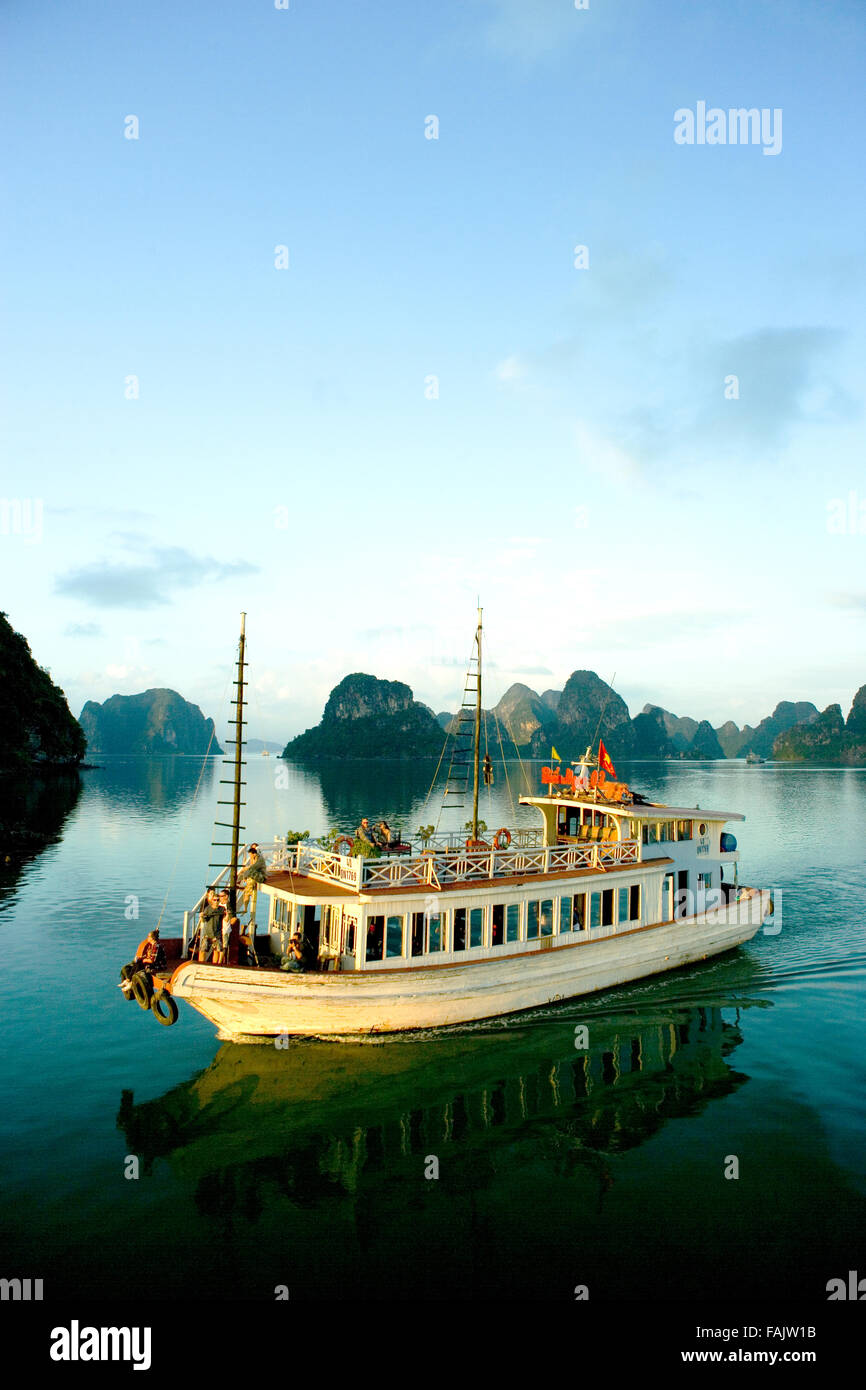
[79,689,222,756]
[773,686,866,763]
[281,673,445,760]
[283,669,866,765]
[0,612,86,770]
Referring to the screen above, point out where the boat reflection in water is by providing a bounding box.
[118,993,761,1298]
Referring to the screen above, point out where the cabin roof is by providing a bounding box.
[521,795,745,823]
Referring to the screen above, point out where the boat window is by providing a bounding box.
[527,901,539,939]
[366,914,385,962]
[557,809,580,837]
[676,819,693,841]
[427,911,444,953]
[492,904,504,946]
[589,892,601,928]
[506,903,520,941]
[629,819,640,841]
[453,907,467,951]
[411,912,424,957]
[540,899,554,936]
[559,895,572,932]
[659,821,675,842]
[618,886,629,923]
[272,897,291,929]
[629,884,640,921]
[469,907,484,948]
[560,893,586,932]
[602,889,614,926]
[642,823,660,845]
[676,870,689,919]
[386,915,404,958]
[344,915,357,955]
[662,874,674,919]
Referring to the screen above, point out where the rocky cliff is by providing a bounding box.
[79,689,222,755]
[546,671,635,761]
[282,673,445,760]
[773,687,866,763]
[728,701,820,759]
[279,665,866,764]
[490,682,558,748]
[0,612,86,769]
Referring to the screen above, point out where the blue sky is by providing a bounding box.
[1,0,864,741]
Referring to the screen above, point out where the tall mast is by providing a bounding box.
[472,606,482,842]
[229,612,246,913]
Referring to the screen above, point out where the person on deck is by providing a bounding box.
[375,820,392,847]
[197,890,220,963]
[240,915,259,967]
[215,913,238,966]
[280,933,313,973]
[239,844,267,921]
[119,928,165,994]
[356,818,376,848]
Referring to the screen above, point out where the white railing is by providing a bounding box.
[418,826,543,852]
[263,834,641,893]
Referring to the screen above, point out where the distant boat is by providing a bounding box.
[261,750,269,757]
[124,611,773,1042]
[745,752,765,765]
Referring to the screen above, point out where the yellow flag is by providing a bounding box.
[551,746,561,761]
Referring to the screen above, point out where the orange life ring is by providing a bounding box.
[493,828,511,850]
[333,835,354,856]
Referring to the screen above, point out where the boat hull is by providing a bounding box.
[169,891,772,1041]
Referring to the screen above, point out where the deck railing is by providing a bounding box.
[266,833,640,892]
[180,834,642,946]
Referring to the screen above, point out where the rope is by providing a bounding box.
[418,722,452,819]
[491,708,517,818]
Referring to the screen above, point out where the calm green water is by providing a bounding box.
[1,756,865,1301]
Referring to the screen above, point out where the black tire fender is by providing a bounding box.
[131,971,152,1009]
[150,991,178,1026]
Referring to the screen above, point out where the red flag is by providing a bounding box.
[598,740,616,778]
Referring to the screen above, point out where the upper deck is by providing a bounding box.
[262,788,741,899]
[268,830,640,894]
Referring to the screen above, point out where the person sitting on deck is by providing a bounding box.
[356,817,377,848]
[240,916,259,967]
[375,820,392,847]
[119,928,165,994]
[280,933,313,973]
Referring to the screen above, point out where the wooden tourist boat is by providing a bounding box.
[127,613,773,1041]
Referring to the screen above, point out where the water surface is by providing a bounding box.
[1,757,864,1301]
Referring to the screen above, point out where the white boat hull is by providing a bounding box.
[170,891,772,1041]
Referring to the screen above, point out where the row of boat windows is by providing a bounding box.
[556,812,700,844]
[362,884,643,961]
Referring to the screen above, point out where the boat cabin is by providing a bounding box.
[238,785,745,976]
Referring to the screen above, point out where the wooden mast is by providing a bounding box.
[229,612,246,913]
[471,606,482,842]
